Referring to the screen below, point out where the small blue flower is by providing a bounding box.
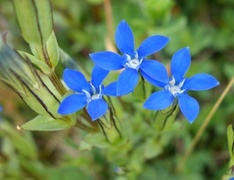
[90,20,169,95]
[58,66,116,121]
[143,47,220,123]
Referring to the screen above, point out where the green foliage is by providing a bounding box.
[20,115,75,131]
[13,0,52,45]
[0,0,233,179]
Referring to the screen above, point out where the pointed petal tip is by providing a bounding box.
[184,73,220,91]
[120,19,127,23]
[115,20,134,55]
[137,35,170,58]
[170,47,191,81]
[187,117,196,124]
[178,94,199,124]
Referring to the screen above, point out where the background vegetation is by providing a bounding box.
[0,0,233,179]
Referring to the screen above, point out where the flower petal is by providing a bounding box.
[140,60,168,83]
[117,68,139,95]
[58,94,87,115]
[91,66,109,88]
[102,82,118,96]
[171,47,191,82]
[144,90,174,110]
[90,51,124,70]
[140,71,166,88]
[183,73,220,91]
[115,20,135,56]
[63,69,89,92]
[178,94,199,123]
[87,99,108,120]
[137,35,169,59]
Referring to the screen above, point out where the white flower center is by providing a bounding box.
[82,84,102,103]
[166,77,185,96]
[124,53,142,70]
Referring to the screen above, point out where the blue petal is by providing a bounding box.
[178,94,199,123]
[90,51,124,70]
[91,66,109,88]
[144,90,174,110]
[137,35,169,59]
[141,71,166,88]
[171,47,191,82]
[102,82,118,96]
[117,68,139,95]
[63,69,89,92]
[183,73,220,91]
[58,94,87,115]
[115,20,135,56]
[87,99,108,120]
[140,60,168,83]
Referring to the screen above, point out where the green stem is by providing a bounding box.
[176,77,234,173]
[49,70,67,96]
[75,120,98,133]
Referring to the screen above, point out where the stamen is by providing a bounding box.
[83,84,103,103]
[90,83,97,95]
[124,52,142,70]
[167,77,186,96]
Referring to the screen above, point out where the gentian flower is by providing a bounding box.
[90,20,169,95]
[58,66,115,120]
[143,47,220,123]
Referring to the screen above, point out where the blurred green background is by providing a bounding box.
[0,0,233,179]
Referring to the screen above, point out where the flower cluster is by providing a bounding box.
[58,20,219,123]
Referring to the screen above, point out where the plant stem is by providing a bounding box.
[104,0,114,40]
[49,70,67,96]
[75,121,98,133]
[176,77,234,173]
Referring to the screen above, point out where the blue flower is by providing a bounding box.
[90,20,169,95]
[143,47,220,123]
[58,66,116,121]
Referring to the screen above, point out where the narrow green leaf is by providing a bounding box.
[19,115,74,131]
[227,125,234,158]
[46,31,59,68]
[18,51,51,74]
[13,0,52,45]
